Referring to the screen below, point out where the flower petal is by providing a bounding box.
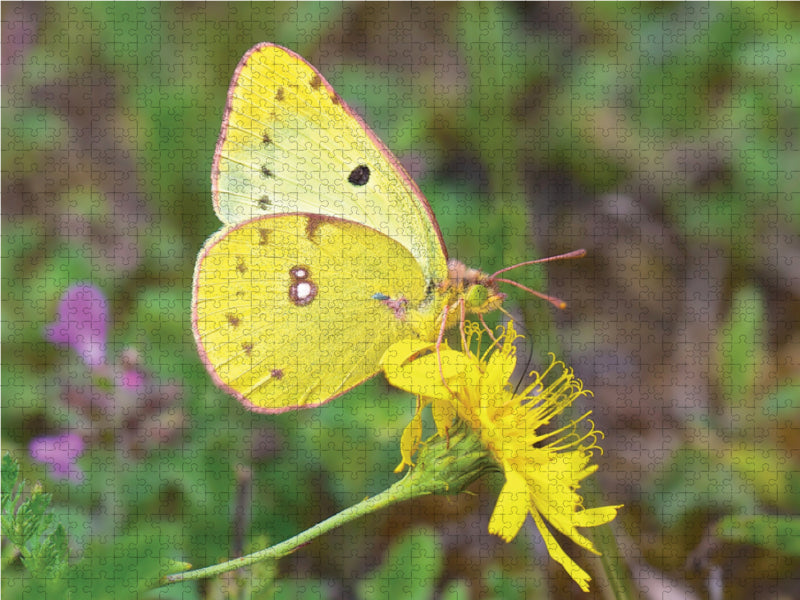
[395,406,425,472]
[380,338,435,369]
[488,470,529,542]
[382,340,471,400]
[531,510,593,592]
[431,397,456,436]
[573,505,623,528]
[45,284,108,368]
[29,433,85,482]
[383,320,621,593]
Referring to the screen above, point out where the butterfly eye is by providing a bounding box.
[348,165,370,186]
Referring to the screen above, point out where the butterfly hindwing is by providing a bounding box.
[192,213,431,412]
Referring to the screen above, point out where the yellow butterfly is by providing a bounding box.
[193,43,572,413]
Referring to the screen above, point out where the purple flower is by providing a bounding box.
[119,368,145,391]
[29,433,85,482]
[45,284,108,368]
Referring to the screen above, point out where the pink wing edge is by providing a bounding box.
[209,42,449,261]
[190,213,384,414]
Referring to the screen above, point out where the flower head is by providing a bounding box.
[42,285,186,459]
[29,433,85,482]
[45,283,109,369]
[382,321,622,592]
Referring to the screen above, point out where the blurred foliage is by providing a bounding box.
[356,526,443,600]
[1,454,70,581]
[2,2,798,599]
[715,514,800,557]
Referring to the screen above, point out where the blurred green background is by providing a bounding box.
[2,3,798,599]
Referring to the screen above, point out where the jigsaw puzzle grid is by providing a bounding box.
[3,3,798,598]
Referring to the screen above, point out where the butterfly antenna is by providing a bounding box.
[490,249,587,278]
[489,248,586,310]
[493,278,569,310]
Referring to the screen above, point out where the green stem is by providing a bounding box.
[160,470,425,585]
[161,421,494,586]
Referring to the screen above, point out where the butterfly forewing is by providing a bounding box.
[213,43,448,284]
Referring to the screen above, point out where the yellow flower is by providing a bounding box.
[381,321,623,592]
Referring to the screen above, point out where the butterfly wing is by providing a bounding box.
[192,213,433,412]
[213,42,449,285]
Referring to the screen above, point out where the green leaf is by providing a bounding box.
[272,579,335,600]
[23,523,69,579]
[1,453,21,514]
[357,526,443,600]
[440,580,471,600]
[716,286,767,414]
[66,525,179,598]
[729,445,798,511]
[15,487,55,548]
[715,515,800,556]
[484,562,539,599]
[1,455,71,580]
[651,446,755,528]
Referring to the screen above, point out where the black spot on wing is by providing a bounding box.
[348,165,370,186]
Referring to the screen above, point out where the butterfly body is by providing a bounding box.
[193,43,503,412]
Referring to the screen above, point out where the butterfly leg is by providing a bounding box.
[480,302,519,342]
[458,297,468,352]
[435,304,457,398]
[479,312,498,342]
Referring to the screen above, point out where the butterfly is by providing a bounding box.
[192,43,577,413]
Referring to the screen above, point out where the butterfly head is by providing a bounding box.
[445,260,506,315]
[445,248,587,316]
